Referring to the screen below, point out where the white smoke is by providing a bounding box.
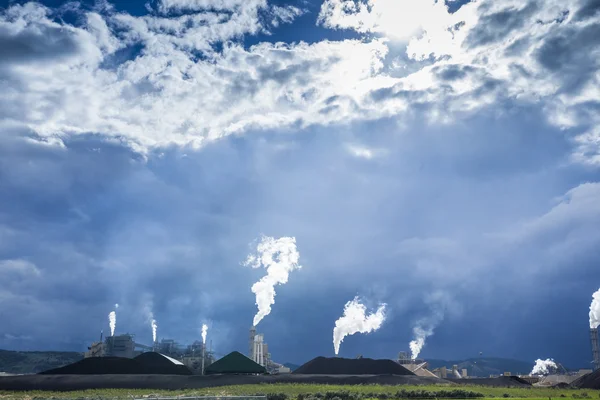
[409,294,449,360]
[590,288,600,329]
[531,359,557,376]
[151,319,157,343]
[201,324,208,345]
[244,236,302,327]
[143,302,157,343]
[409,323,435,360]
[109,311,116,336]
[333,297,386,355]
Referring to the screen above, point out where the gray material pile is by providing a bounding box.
[294,357,414,375]
[572,369,600,389]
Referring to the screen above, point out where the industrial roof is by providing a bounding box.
[204,351,266,375]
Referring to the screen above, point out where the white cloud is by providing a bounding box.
[0,0,599,165]
[0,259,41,278]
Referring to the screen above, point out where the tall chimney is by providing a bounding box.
[249,326,256,359]
[591,328,600,370]
[201,342,206,376]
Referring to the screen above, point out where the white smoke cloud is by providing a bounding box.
[109,311,116,336]
[201,324,208,345]
[590,289,600,329]
[408,293,450,359]
[143,301,157,343]
[151,319,157,343]
[108,303,119,336]
[244,236,302,327]
[333,297,386,355]
[409,321,436,359]
[531,359,557,376]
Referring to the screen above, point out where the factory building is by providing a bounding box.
[248,327,290,374]
[85,333,149,359]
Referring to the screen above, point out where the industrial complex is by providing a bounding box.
[83,326,290,375]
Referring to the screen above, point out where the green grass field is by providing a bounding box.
[1,383,599,400]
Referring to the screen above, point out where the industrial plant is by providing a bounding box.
[84,332,215,375]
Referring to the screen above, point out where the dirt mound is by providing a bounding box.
[293,357,414,375]
[134,353,192,375]
[447,376,531,387]
[572,369,599,389]
[39,357,144,375]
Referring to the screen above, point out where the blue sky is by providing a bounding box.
[1,0,600,369]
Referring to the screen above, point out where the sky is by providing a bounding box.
[0,0,600,368]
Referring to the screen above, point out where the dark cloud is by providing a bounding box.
[0,18,83,65]
[465,2,538,48]
[573,0,600,21]
[536,22,600,95]
[432,64,477,81]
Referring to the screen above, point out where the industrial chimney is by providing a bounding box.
[591,328,600,370]
[249,326,256,359]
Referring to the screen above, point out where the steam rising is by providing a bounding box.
[201,324,208,344]
[531,359,557,375]
[151,319,157,343]
[409,323,435,360]
[108,304,118,336]
[333,297,386,355]
[244,236,302,327]
[590,288,600,329]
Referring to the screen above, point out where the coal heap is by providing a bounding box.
[573,369,600,389]
[39,353,192,375]
[293,357,415,375]
[134,353,192,375]
[39,357,144,375]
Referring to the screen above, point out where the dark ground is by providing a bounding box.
[0,374,446,391]
[446,376,531,388]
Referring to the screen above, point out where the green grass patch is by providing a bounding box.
[0,383,599,400]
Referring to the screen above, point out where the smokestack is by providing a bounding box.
[591,328,600,371]
[202,343,206,376]
[249,326,256,358]
[100,330,103,343]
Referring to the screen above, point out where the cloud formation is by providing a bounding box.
[0,0,599,367]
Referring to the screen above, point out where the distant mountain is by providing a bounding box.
[425,357,534,377]
[0,349,84,374]
[283,362,300,371]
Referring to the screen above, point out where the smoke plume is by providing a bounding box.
[201,324,208,345]
[108,304,118,336]
[590,288,600,329]
[409,323,435,360]
[409,298,448,360]
[530,359,557,375]
[151,319,157,343]
[244,236,302,327]
[333,297,386,355]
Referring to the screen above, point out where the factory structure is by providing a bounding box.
[249,326,291,374]
[83,326,290,375]
[85,332,215,375]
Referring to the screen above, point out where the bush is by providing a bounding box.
[267,393,288,400]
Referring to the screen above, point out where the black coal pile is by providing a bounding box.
[293,357,415,375]
[134,352,192,375]
[39,353,192,375]
[39,357,144,375]
[572,369,600,389]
